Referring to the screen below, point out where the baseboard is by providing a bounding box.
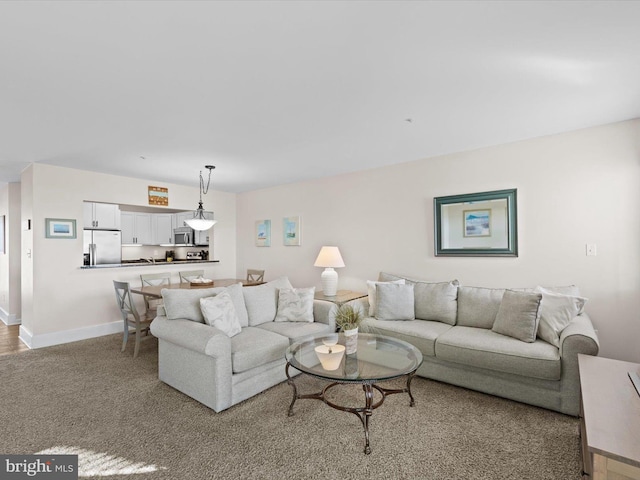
[19,321,124,349]
[0,306,20,326]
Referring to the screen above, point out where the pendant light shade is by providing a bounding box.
[185,165,218,231]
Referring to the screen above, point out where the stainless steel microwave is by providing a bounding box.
[173,227,193,245]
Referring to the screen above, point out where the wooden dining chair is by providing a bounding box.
[246,269,265,283]
[113,280,154,358]
[140,272,171,316]
[179,270,205,284]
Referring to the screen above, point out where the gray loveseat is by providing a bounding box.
[150,277,336,412]
[357,272,599,416]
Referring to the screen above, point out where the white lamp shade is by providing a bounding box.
[185,217,217,231]
[314,246,345,268]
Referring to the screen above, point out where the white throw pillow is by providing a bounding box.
[200,291,242,337]
[534,286,587,347]
[366,279,405,316]
[375,283,415,321]
[274,287,315,323]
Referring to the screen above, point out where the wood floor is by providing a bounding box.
[0,322,30,356]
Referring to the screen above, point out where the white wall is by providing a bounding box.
[237,119,640,363]
[20,164,237,346]
[0,182,21,324]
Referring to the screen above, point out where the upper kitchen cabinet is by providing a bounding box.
[83,202,121,230]
[152,214,174,245]
[121,212,153,244]
[174,211,192,228]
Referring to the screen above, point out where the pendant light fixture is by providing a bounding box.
[185,165,218,231]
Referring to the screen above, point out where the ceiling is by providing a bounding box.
[1,1,639,193]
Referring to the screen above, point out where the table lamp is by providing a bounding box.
[314,246,345,296]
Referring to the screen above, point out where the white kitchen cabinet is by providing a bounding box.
[174,211,192,228]
[153,214,174,245]
[83,202,121,230]
[120,212,153,244]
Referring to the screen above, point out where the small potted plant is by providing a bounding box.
[335,303,364,354]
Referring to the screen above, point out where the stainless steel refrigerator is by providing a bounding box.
[83,229,122,265]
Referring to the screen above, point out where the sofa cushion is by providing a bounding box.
[534,286,587,347]
[457,286,506,329]
[230,327,290,374]
[162,283,248,325]
[378,272,458,325]
[492,290,542,343]
[200,291,242,337]
[258,321,332,341]
[366,279,405,316]
[226,283,249,327]
[274,287,315,323]
[435,326,561,380]
[375,283,415,321]
[361,317,452,357]
[162,287,225,323]
[243,276,294,326]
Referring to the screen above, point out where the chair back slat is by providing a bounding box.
[246,269,265,283]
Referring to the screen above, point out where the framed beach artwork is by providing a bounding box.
[283,216,301,246]
[45,218,77,239]
[255,220,271,247]
[463,209,491,237]
[434,188,517,257]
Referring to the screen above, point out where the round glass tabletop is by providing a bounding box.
[285,332,423,383]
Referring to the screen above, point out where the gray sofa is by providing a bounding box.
[150,277,336,412]
[357,272,600,416]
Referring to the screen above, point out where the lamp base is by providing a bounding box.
[320,268,339,296]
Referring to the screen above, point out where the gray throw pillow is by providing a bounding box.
[375,283,415,321]
[492,290,542,343]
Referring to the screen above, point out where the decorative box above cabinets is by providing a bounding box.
[83,202,121,230]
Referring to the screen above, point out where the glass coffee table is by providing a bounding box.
[285,332,423,454]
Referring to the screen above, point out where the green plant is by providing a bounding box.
[335,303,364,331]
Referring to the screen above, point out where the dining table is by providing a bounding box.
[129,278,264,300]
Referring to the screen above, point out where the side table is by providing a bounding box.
[314,290,367,306]
[578,354,640,479]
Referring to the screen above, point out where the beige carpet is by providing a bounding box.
[0,334,582,479]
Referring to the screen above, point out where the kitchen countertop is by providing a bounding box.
[81,259,220,269]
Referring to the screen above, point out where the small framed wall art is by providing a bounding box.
[45,218,77,239]
[255,219,271,247]
[148,186,169,206]
[283,216,301,246]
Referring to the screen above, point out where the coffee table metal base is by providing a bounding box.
[285,363,417,455]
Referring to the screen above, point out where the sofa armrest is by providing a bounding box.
[560,312,599,358]
[313,300,337,330]
[150,316,231,358]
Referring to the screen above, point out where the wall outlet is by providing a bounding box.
[586,244,597,256]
